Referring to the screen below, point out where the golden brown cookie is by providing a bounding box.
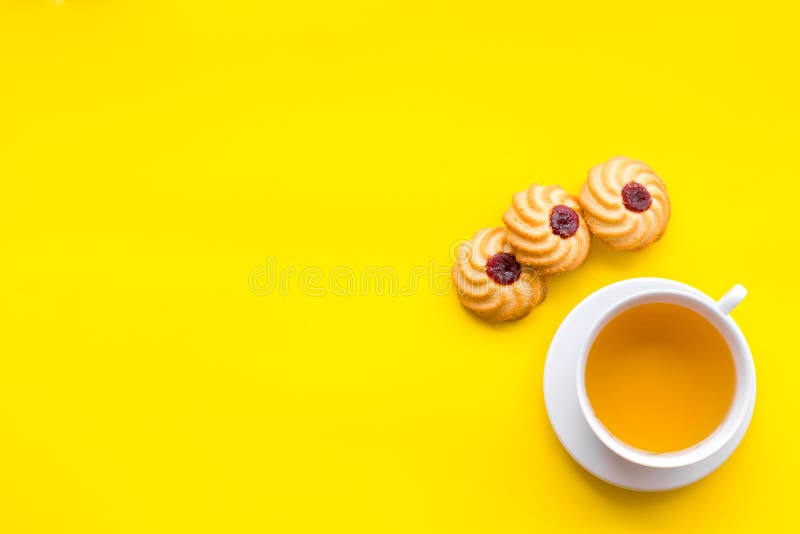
[452,227,546,322]
[579,156,671,250]
[502,184,591,275]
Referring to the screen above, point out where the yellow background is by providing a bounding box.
[1,1,799,532]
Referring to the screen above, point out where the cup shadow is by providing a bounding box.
[540,406,710,509]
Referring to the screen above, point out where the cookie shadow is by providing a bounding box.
[584,234,640,269]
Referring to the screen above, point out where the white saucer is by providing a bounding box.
[543,278,755,491]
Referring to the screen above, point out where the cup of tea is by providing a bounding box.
[575,284,755,469]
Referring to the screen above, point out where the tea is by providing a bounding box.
[584,302,736,453]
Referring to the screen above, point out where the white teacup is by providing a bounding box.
[575,284,755,469]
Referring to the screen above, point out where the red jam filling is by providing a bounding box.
[621,182,652,212]
[549,205,579,238]
[486,253,522,285]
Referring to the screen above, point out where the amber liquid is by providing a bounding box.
[585,303,736,453]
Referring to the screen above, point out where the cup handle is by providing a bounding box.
[717,284,748,315]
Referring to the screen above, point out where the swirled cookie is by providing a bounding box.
[452,227,546,322]
[502,184,591,274]
[579,156,671,250]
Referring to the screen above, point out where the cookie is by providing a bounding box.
[502,184,591,275]
[579,156,671,250]
[452,227,546,322]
